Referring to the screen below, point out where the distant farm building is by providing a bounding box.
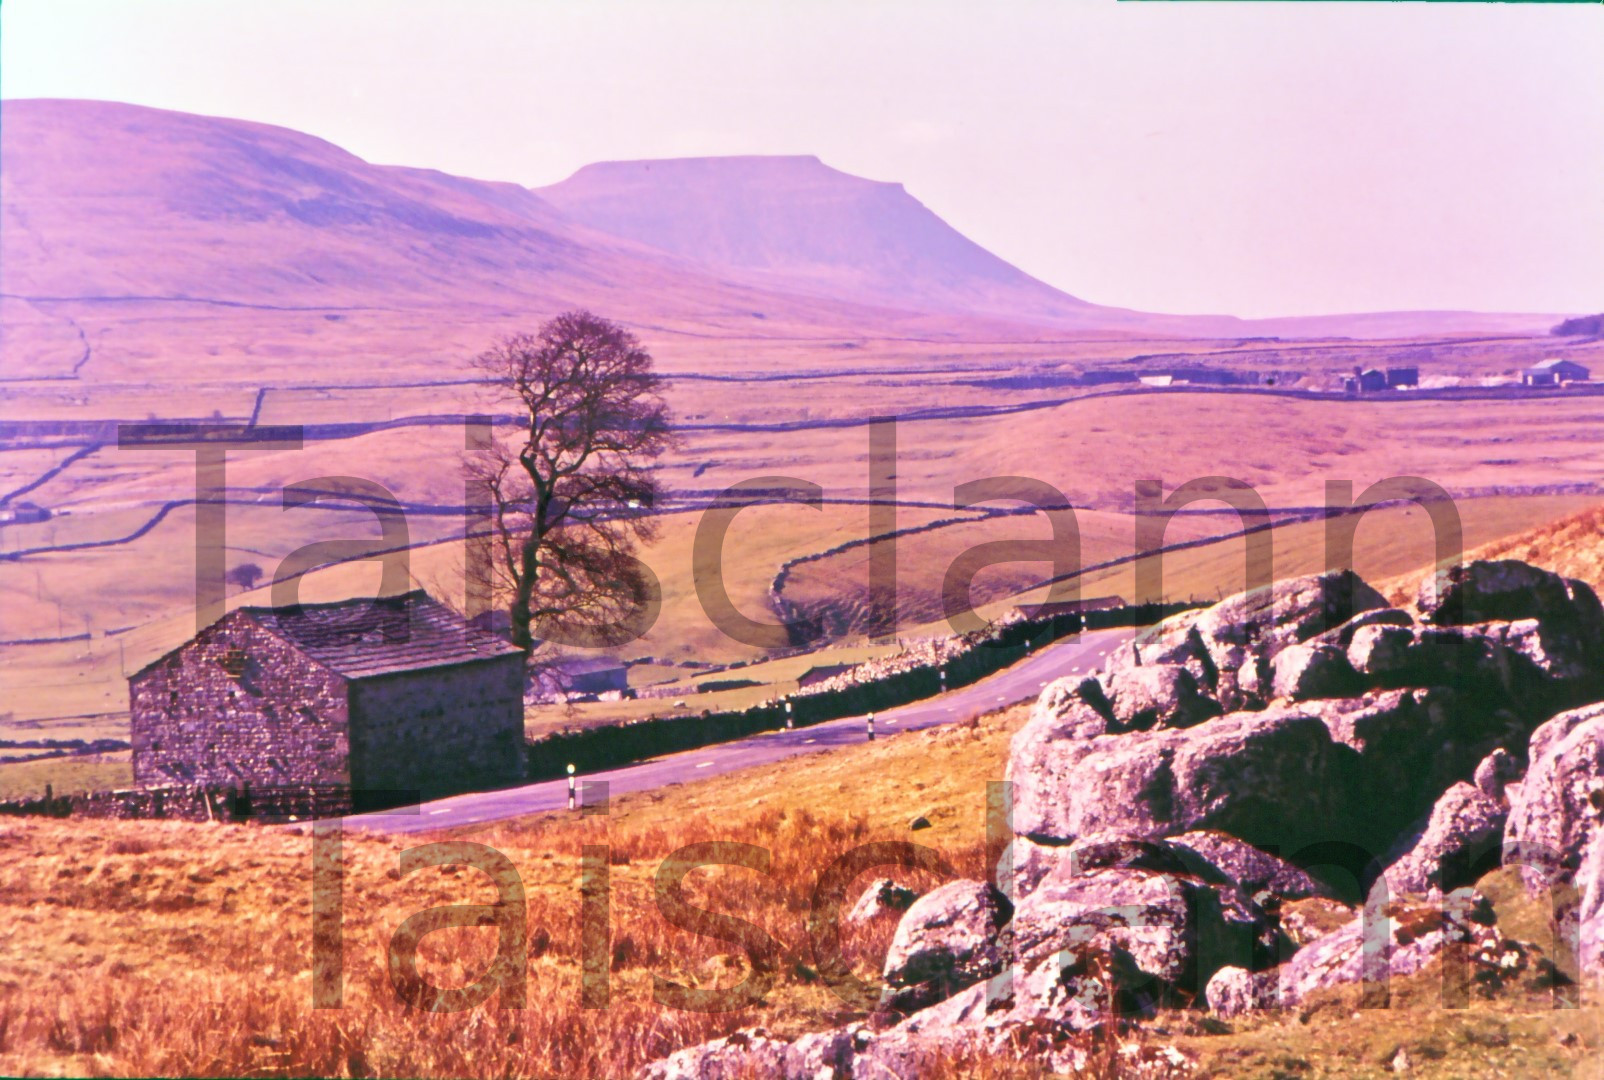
[1523,358,1590,387]
[0,501,50,526]
[1386,367,1419,388]
[1341,368,1389,393]
[128,591,526,807]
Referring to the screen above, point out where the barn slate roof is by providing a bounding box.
[243,590,524,680]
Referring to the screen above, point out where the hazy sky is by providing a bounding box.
[3,0,1600,318]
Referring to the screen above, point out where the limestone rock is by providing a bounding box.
[1306,688,1510,848]
[1316,607,1415,647]
[848,878,920,925]
[1167,829,1336,902]
[1102,662,1221,731]
[882,879,1011,1009]
[637,1028,788,1080]
[1346,623,1416,680]
[1473,747,1521,803]
[1224,891,1501,1011]
[1381,782,1507,896]
[1205,964,1279,1018]
[1189,569,1388,674]
[1009,704,1353,854]
[1504,702,1604,889]
[1009,861,1276,994]
[1419,560,1604,640]
[1270,643,1361,701]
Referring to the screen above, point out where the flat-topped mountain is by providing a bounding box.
[537,155,1113,324]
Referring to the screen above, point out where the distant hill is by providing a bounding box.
[537,155,1123,325]
[0,98,788,319]
[0,98,1567,340]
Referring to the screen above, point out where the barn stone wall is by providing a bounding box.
[347,655,525,797]
[129,614,352,791]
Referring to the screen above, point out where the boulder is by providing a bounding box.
[1235,654,1271,703]
[1167,829,1336,902]
[781,1026,862,1079]
[1306,688,1512,849]
[1346,623,1415,680]
[637,1028,789,1080]
[1016,682,1109,752]
[1380,782,1507,896]
[1189,569,1388,674]
[848,878,921,925]
[1009,704,1354,855]
[1315,607,1415,647]
[1473,747,1521,804]
[1419,560,1604,640]
[1215,890,1505,1011]
[1009,861,1277,994]
[1205,964,1279,1018]
[1102,662,1220,731]
[1504,702,1604,889]
[1007,942,1154,1031]
[994,834,1066,900]
[882,880,1012,1010]
[1270,643,1361,701]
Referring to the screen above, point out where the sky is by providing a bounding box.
[2,0,1600,319]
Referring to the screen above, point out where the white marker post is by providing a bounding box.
[785,698,793,729]
[939,666,947,693]
[567,763,577,811]
[867,712,876,741]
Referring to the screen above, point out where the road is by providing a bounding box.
[343,626,1134,835]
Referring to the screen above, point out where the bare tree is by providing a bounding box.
[467,311,675,656]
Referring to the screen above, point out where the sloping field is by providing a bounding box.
[968,494,1604,621]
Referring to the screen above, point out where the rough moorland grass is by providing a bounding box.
[0,701,1599,1078]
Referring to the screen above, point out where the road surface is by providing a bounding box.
[343,626,1134,835]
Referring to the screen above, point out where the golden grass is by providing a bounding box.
[1,699,1599,1078]
[0,704,1020,1078]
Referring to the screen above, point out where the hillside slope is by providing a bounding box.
[1386,502,1604,606]
[0,99,913,329]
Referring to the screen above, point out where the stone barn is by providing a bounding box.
[1523,358,1590,386]
[128,590,526,810]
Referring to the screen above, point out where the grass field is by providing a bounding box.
[0,750,131,800]
[0,702,1597,1078]
[3,491,1595,799]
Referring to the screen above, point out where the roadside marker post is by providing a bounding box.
[785,698,793,729]
[867,712,876,741]
[567,764,577,811]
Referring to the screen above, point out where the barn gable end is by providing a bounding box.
[127,591,527,812]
